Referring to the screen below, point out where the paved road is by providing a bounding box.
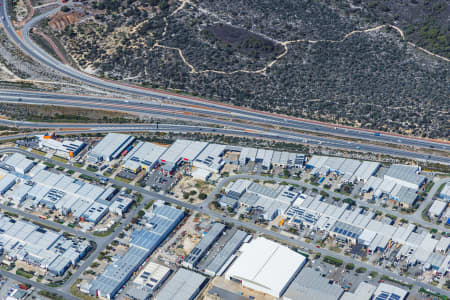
[0,93,449,165]
[413,177,450,219]
[1,2,449,154]
[0,203,96,240]
[61,194,155,292]
[202,174,450,297]
[0,269,79,300]
[206,174,449,233]
[1,147,449,297]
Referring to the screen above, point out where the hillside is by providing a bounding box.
[46,0,449,139]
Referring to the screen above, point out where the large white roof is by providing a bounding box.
[225,237,306,297]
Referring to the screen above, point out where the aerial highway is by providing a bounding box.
[0,2,448,154]
[0,95,449,164]
[0,89,448,153]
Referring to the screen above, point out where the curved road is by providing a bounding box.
[0,2,449,153]
[0,93,449,165]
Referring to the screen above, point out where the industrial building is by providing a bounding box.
[133,262,171,293]
[87,133,135,162]
[360,164,426,208]
[428,200,448,218]
[341,282,377,300]
[0,173,17,195]
[225,180,299,220]
[306,156,380,183]
[373,283,408,300]
[384,164,426,190]
[183,223,225,269]
[109,197,133,216]
[155,268,207,300]
[193,143,226,173]
[239,147,305,169]
[204,230,248,276]
[0,213,90,276]
[440,183,450,201]
[159,140,208,172]
[4,153,34,174]
[191,168,211,181]
[89,204,184,299]
[225,237,306,298]
[1,169,116,224]
[37,135,86,158]
[122,141,167,173]
[282,267,343,300]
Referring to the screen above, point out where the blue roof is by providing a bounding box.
[90,204,183,298]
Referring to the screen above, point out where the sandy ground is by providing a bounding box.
[172,175,214,204]
[205,276,276,300]
[0,64,20,80]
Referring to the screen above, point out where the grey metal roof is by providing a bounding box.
[205,230,247,275]
[91,205,184,299]
[89,133,135,160]
[394,186,418,205]
[156,268,206,300]
[183,223,225,267]
[384,164,425,187]
[283,268,343,300]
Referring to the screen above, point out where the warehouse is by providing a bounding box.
[224,179,252,200]
[37,135,86,158]
[204,230,248,276]
[429,200,448,218]
[109,197,132,216]
[341,282,377,300]
[390,185,418,208]
[384,164,426,190]
[90,204,184,299]
[193,143,226,173]
[28,169,115,219]
[238,147,257,165]
[6,182,32,203]
[351,161,380,182]
[283,267,343,300]
[156,268,207,300]
[440,183,450,201]
[0,214,90,276]
[374,283,408,300]
[122,141,167,173]
[87,133,135,162]
[159,140,208,172]
[0,173,17,195]
[191,168,211,181]
[225,237,306,298]
[237,181,299,221]
[82,201,109,224]
[4,153,34,174]
[133,262,171,293]
[183,223,225,269]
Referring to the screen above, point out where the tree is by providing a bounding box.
[199,193,207,200]
[345,263,355,270]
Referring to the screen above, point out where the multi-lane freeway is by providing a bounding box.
[0,91,449,165]
[0,1,449,156]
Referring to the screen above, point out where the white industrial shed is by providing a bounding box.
[429,200,448,218]
[225,237,306,298]
[159,140,208,171]
[122,141,167,173]
[87,133,135,162]
[4,153,34,174]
